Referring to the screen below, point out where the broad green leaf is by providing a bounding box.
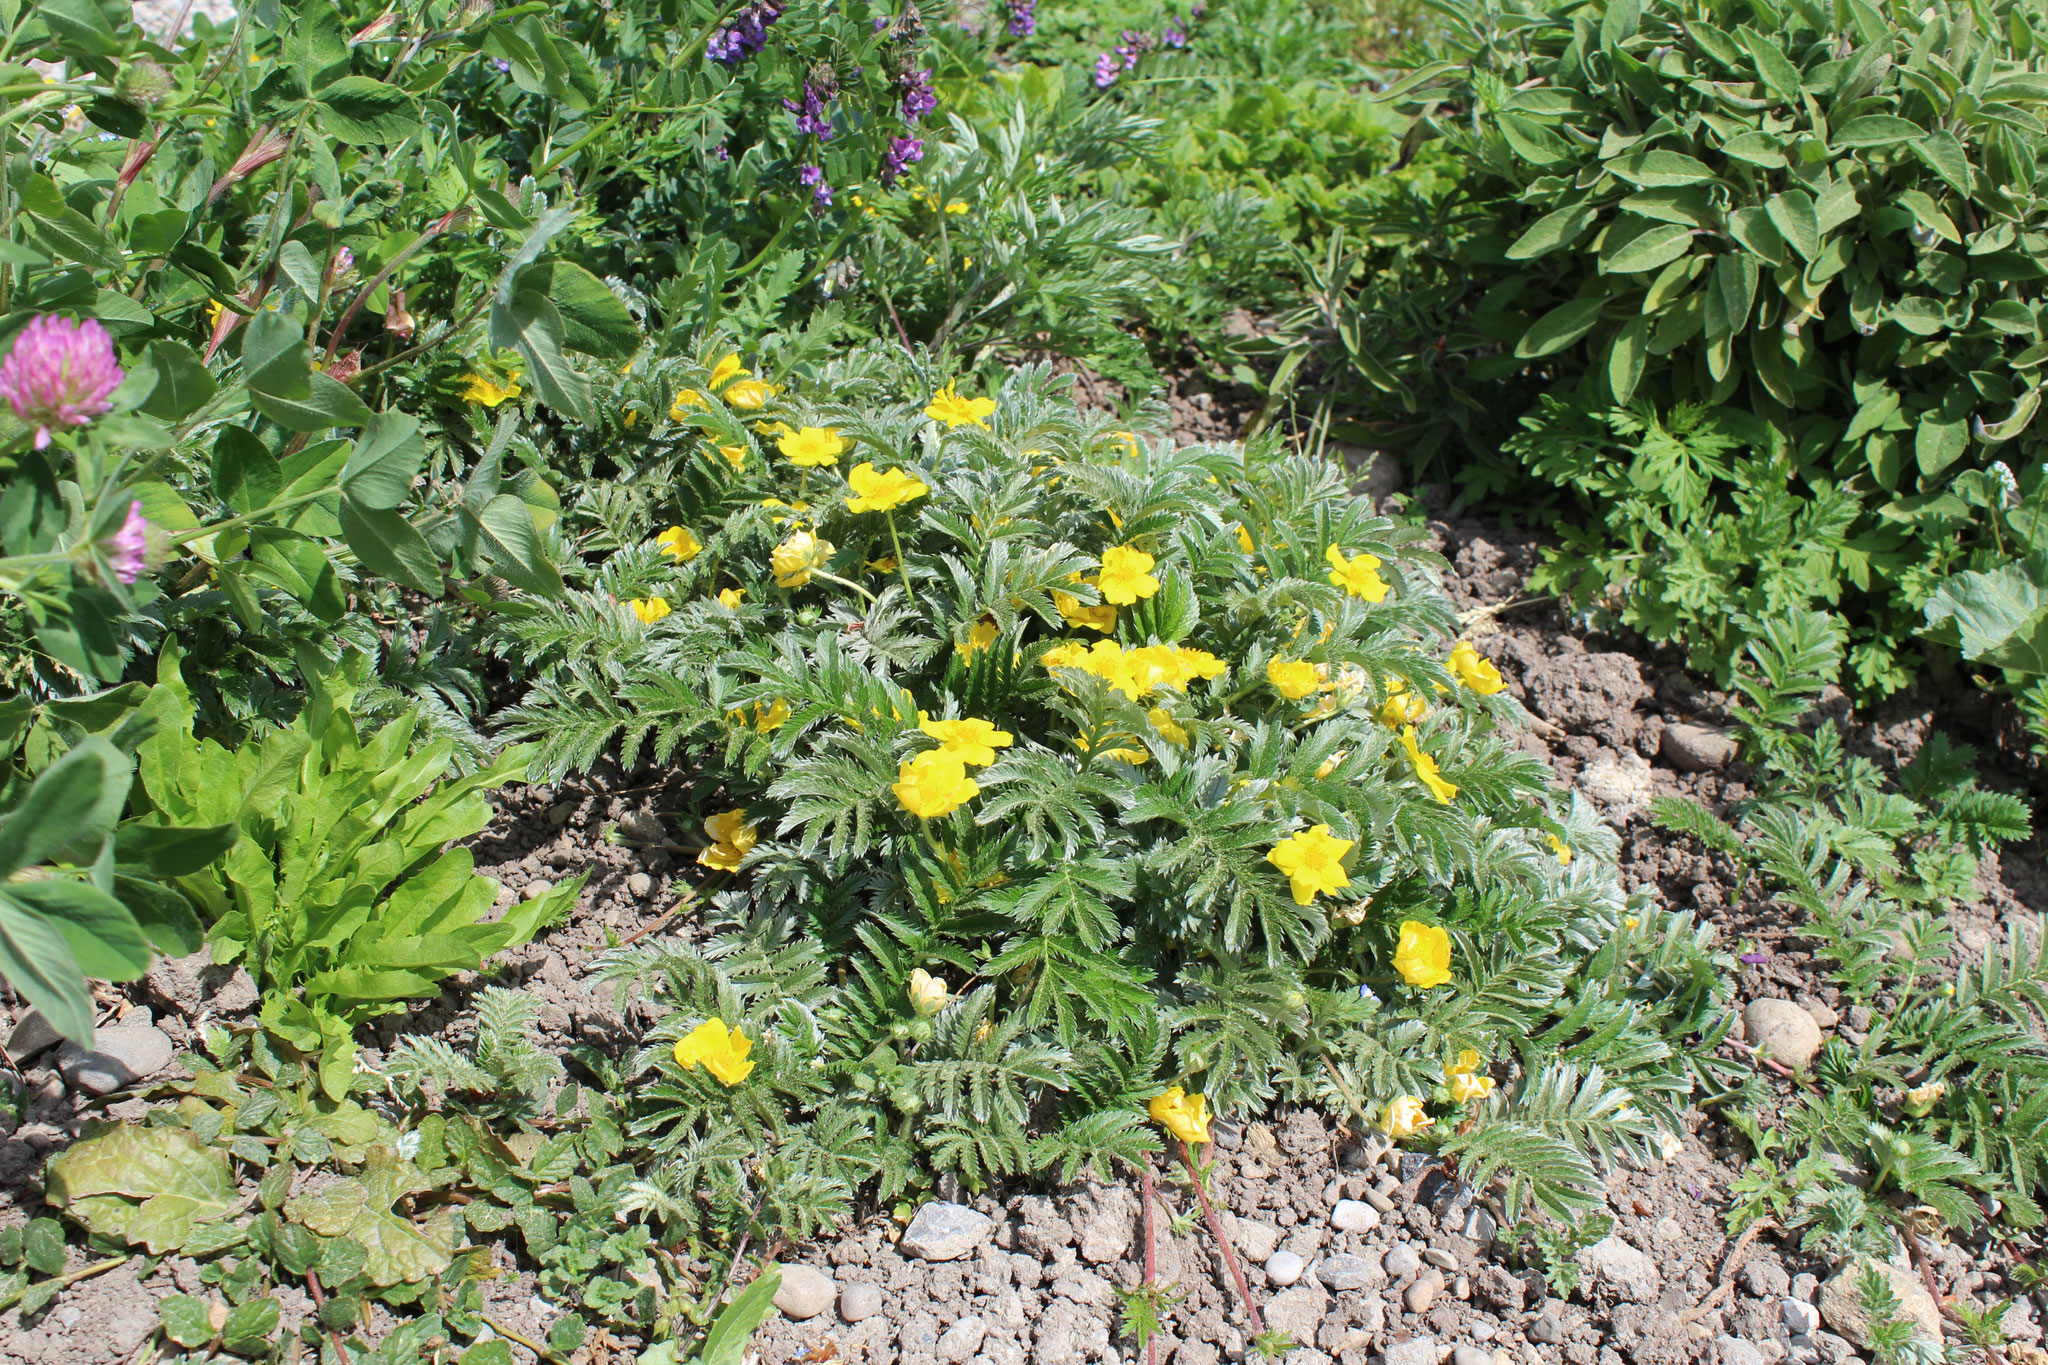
[160,1294,217,1349]
[221,1297,281,1355]
[1603,222,1694,273]
[1889,297,1951,336]
[240,312,313,400]
[140,342,217,422]
[1765,190,1820,260]
[249,528,348,622]
[1978,387,2042,443]
[518,261,639,358]
[0,897,90,1043]
[213,429,283,515]
[700,1269,782,1365]
[1705,254,1759,339]
[1913,130,1973,194]
[339,499,444,596]
[1833,115,1926,146]
[6,880,152,981]
[250,371,375,432]
[490,290,591,422]
[1739,22,1804,101]
[1514,296,1608,359]
[341,412,426,509]
[1505,202,1597,260]
[0,736,130,876]
[1608,315,1650,404]
[1605,149,1716,186]
[1924,552,2048,674]
[315,76,418,144]
[1915,412,1968,477]
[468,493,563,596]
[46,1124,237,1253]
[285,1148,455,1286]
[1720,130,1788,167]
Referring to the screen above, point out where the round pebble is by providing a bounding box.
[1265,1251,1307,1287]
[1330,1199,1381,1234]
[839,1281,883,1323]
[1383,1244,1421,1278]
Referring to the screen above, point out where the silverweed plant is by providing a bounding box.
[501,342,1728,1226]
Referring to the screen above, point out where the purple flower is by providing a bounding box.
[493,57,511,72]
[1006,0,1036,35]
[1163,24,1186,47]
[783,72,838,140]
[1738,951,1769,965]
[799,164,832,208]
[709,0,784,66]
[898,67,937,123]
[1092,52,1120,88]
[0,315,124,450]
[879,135,924,188]
[105,500,149,585]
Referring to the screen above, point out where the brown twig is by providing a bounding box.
[303,1270,354,1363]
[1900,1220,2007,1365]
[1181,1140,1265,1337]
[615,888,699,948]
[1678,1218,1776,1324]
[1141,1160,1161,1365]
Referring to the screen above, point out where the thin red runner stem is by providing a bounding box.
[1182,1139,1265,1337]
[1141,1161,1160,1365]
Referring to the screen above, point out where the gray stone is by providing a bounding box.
[838,1280,883,1324]
[1071,1185,1137,1264]
[1379,1336,1438,1365]
[1266,1251,1307,1287]
[1383,1245,1420,1278]
[1782,1298,1819,1337]
[1716,1337,1767,1365]
[523,879,554,900]
[937,1315,988,1364]
[1744,999,1824,1070]
[56,1024,175,1095]
[901,1202,994,1262]
[772,1264,835,1320]
[1461,1206,1498,1245]
[1818,1261,1942,1348]
[1342,447,1405,507]
[1048,1269,1112,1306]
[1421,1248,1459,1272]
[1663,723,1738,772]
[6,1010,61,1060]
[1330,1199,1381,1235]
[1229,1216,1284,1263]
[625,872,654,898]
[548,800,575,826]
[1317,1254,1382,1292]
[1404,1269,1444,1314]
[1579,751,1657,807]
[1578,1236,1660,1303]
[617,811,667,844]
[1362,1184,1397,1214]
[1791,1273,1819,1305]
[1528,1314,1563,1345]
[1454,1348,1493,1365]
[1265,1284,1330,1343]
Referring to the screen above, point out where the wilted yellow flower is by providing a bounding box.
[893,749,980,819]
[771,531,834,588]
[908,968,948,1017]
[925,380,997,429]
[1148,707,1190,747]
[1448,1048,1495,1105]
[919,713,1014,766]
[627,597,671,624]
[656,526,701,563]
[1447,641,1506,694]
[723,377,778,409]
[1315,749,1348,779]
[623,410,639,429]
[698,809,759,871]
[1268,658,1321,701]
[957,616,1000,660]
[1547,835,1571,866]
[1326,546,1390,601]
[867,555,900,574]
[709,352,750,391]
[1111,431,1141,459]
[1398,726,1458,804]
[461,372,523,407]
[1097,546,1160,604]
[1393,920,1453,988]
[673,1018,755,1086]
[1266,824,1354,906]
[1380,1094,1434,1139]
[779,426,846,467]
[1148,1086,1212,1145]
[1903,1080,1947,1117]
[1377,678,1429,727]
[846,462,929,512]
[718,587,745,609]
[1054,590,1117,633]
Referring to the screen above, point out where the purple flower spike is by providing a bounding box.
[799,164,833,208]
[880,135,924,187]
[1006,0,1036,36]
[0,315,124,449]
[105,500,149,585]
[898,67,938,123]
[1092,52,1120,88]
[709,0,784,67]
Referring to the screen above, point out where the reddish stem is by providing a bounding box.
[1182,1139,1265,1337]
[1141,1161,1160,1365]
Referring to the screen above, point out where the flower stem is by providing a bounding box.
[811,569,878,605]
[885,509,918,606]
[1182,1139,1264,1336]
[1141,1161,1161,1365]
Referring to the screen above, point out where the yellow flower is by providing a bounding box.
[1623,915,1640,930]
[709,352,750,391]
[1398,726,1458,804]
[945,199,970,214]
[1268,658,1321,701]
[1148,707,1189,747]
[1148,1086,1212,1145]
[672,1018,755,1086]
[670,389,705,420]
[919,713,1014,766]
[718,587,745,609]
[893,749,980,819]
[698,809,759,871]
[1393,920,1453,988]
[627,597,671,624]
[1266,824,1355,906]
[1054,590,1117,633]
[461,372,523,407]
[1315,749,1348,779]
[753,698,790,734]
[1377,678,1429,727]
[1110,431,1142,459]
[846,462,929,512]
[779,426,846,467]
[1041,641,1091,671]
[1447,641,1506,695]
[867,555,900,574]
[1380,1095,1434,1139]
[1236,525,1255,555]
[907,969,948,1017]
[1448,1049,1495,1105]
[957,616,999,660]
[723,377,778,409]
[656,526,701,563]
[925,381,997,429]
[1903,1080,1947,1117]
[717,443,748,469]
[1547,835,1572,866]
[1325,546,1390,602]
[771,531,834,588]
[1096,546,1160,604]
